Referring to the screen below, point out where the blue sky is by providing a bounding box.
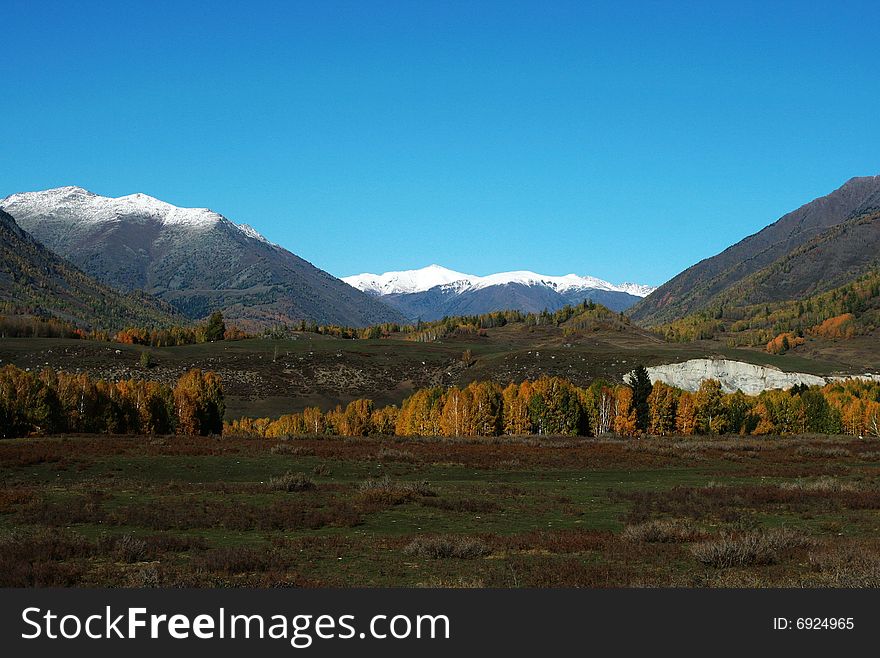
[2,1,879,286]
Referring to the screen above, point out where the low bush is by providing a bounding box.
[622,519,701,543]
[404,535,490,559]
[691,528,809,568]
[358,476,436,505]
[271,443,314,456]
[375,447,415,462]
[796,446,849,458]
[267,472,315,492]
[779,476,860,493]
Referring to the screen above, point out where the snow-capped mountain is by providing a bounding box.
[344,265,657,321]
[345,265,475,295]
[2,186,271,240]
[0,187,404,328]
[345,265,656,297]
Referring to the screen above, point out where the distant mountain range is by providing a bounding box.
[12,175,872,336]
[345,264,656,321]
[630,176,880,326]
[1,187,404,328]
[0,207,180,331]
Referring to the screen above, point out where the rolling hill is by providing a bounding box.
[0,187,405,329]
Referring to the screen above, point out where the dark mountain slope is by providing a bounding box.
[631,176,880,325]
[0,208,181,331]
[1,187,405,329]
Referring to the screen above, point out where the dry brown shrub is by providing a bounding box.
[267,472,315,492]
[270,443,314,456]
[404,535,490,559]
[622,518,702,543]
[358,475,436,505]
[796,445,850,458]
[779,476,860,493]
[691,528,810,568]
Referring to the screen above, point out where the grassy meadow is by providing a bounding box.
[2,433,879,587]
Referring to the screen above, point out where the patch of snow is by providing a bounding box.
[236,223,276,246]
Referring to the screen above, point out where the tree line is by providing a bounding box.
[6,300,618,349]
[1,310,250,347]
[5,363,878,441]
[261,300,626,343]
[225,367,880,439]
[0,365,224,438]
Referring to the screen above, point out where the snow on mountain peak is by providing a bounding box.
[344,265,657,297]
[343,264,475,295]
[616,282,657,297]
[0,186,228,230]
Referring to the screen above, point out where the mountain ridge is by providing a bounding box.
[345,264,656,321]
[345,264,656,297]
[630,175,880,326]
[1,187,405,329]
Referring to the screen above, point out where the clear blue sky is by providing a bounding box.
[2,1,879,286]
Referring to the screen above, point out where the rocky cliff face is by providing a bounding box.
[644,359,827,394]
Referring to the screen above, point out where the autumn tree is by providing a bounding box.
[528,377,586,436]
[675,391,697,435]
[612,386,638,437]
[266,413,307,437]
[502,382,532,435]
[800,388,841,434]
[370,406,399,436]
[865,401,880,438]
[586,381,615,436]
[0,365,60,437]
[440,386,472,437]
[647,381,678,436]
[694,379,726,434]
[302,407,326,435]
[396,387,444,436]
[468,381,503,436]
[174,369,225,435]
[722,390,756,435]
[340,399,374,436]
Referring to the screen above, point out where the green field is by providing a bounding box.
[2,433,879,587]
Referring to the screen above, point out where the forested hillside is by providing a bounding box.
[655,269,880,349]
[631,176,880,325]
[0,208,181,333]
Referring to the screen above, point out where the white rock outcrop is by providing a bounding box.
[643,359,827,394]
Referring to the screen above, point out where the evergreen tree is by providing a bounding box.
[205,311,226,342]
[626,365,653,432]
